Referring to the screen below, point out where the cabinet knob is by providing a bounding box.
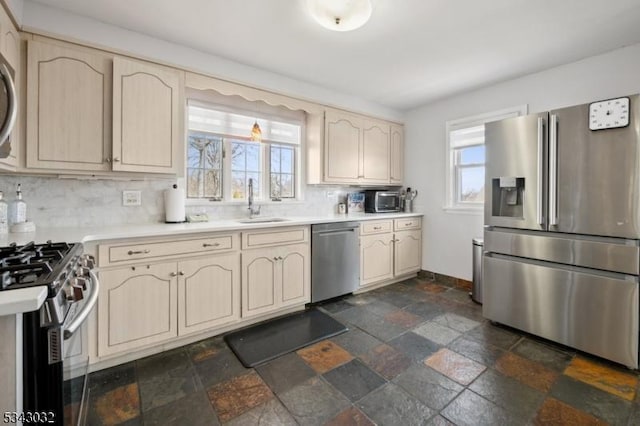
[178,271,185,276]
[170,272,178,277]
[278,256,283,260]
[113,157,120,162]
[273,257,278,261]
[105,157,111,163]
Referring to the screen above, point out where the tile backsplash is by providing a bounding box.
[0,175,377,227]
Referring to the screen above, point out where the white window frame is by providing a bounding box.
[183,100,305,206]
[444,105,528,213]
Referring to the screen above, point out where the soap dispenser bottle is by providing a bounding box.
[10,183,26,225]
[0,191,8,234]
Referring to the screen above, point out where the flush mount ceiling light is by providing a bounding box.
[307,0,373,32]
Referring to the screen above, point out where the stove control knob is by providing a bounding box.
[81,254,96,269]
[72,277,88,291]
[75,266,91,277]
[65,285,84,302]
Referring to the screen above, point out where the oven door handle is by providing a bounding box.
[64,270,99,340]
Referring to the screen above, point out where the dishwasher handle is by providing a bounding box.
[315,228,358,237]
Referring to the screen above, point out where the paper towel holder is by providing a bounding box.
[164,184,187,223]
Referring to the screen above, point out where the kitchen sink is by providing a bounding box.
[236,217,290,224]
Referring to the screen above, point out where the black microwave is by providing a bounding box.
[364,190,401,213]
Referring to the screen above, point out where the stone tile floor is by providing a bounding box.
[85,276,640,425]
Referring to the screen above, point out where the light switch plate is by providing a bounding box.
[122,190,141,206]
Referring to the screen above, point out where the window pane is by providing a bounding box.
[187,168,203,198]
[204,141,222,169]
[459,145,485,165]
[204,170,222,199]
[281,174,294,197]
[231,142,246,170]
[270,173,281,198]
[231,171,246,199]
[280,148,293,173]
[245,144,261,172]
[458,166,485,203]
[270,146,281,172]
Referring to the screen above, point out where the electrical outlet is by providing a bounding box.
[122,190,141,206]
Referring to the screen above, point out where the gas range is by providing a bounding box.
[1,241,100,425]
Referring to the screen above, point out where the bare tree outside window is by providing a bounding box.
[187,132,223,199]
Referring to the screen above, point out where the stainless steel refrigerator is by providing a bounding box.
[483,94,639,368]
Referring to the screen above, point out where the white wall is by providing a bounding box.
[406,42,640,280]
[3,0,23,25]
[21,1,402,122]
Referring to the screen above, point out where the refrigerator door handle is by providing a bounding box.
[549,114,558,226]
[536,117,544,226]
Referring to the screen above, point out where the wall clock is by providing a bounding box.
[589,97,630,130]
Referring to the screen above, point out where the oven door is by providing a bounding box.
[62,271,99,426]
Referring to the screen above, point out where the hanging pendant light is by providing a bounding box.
[250,120,262,142]
[307,0,372,32]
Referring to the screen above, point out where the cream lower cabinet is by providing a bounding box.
[98,262,178,357]
[242,243,310,319]
[360,218,422,288]
[177,253,240,336]
[360,234,395,287]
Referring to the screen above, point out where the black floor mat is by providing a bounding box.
[224,308,348,367]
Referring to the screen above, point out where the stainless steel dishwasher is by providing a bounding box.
[311,221,360,303]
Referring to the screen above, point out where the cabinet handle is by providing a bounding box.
[178,271,185,276]
[127,249,150,255]
[404,222,412,226]
[203,243,221,248]
[170,272,178,277]
[373,226,382,230]
[105,157,111,163]
[113,157,120,162]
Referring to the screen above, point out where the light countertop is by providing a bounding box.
[1,212,423,246]
[0,212,422,314]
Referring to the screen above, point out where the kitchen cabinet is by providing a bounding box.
[241,227,310,319]
[112,57,182,173]
[360,234,395,287]
[390,124,404,184]
[0,7,20,172]
[25,38,183,175]
[97,233,240,356]
[177,253,240,336]
[26,39,112,171]
[98,262,178,357]
[324,109,361,183]
[359,217,422,288]
[311,108,402,185]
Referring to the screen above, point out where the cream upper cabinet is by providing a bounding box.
[177,253,240,336]
[112,57,182,173]
[362,119,390,183]
[98,262,178,357]
[26,40,112,171]
[390,124,404,184]
[310,108,403,185]
[324,109,361,183]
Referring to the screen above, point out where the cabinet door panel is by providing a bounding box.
[280,244,310,307]
[360,234,394,286]
[394,230,422,276]
[324,111,361,183]
[178,253,240,335]
[113,57,181,173]
[390,124,404,184]
[98,263,177,356]
[26,40,111,171]
[362,121,390,182]
[242,252,277,318]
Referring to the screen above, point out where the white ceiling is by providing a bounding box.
[29,0,640,111]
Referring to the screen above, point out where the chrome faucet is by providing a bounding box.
[248,178,261,218]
